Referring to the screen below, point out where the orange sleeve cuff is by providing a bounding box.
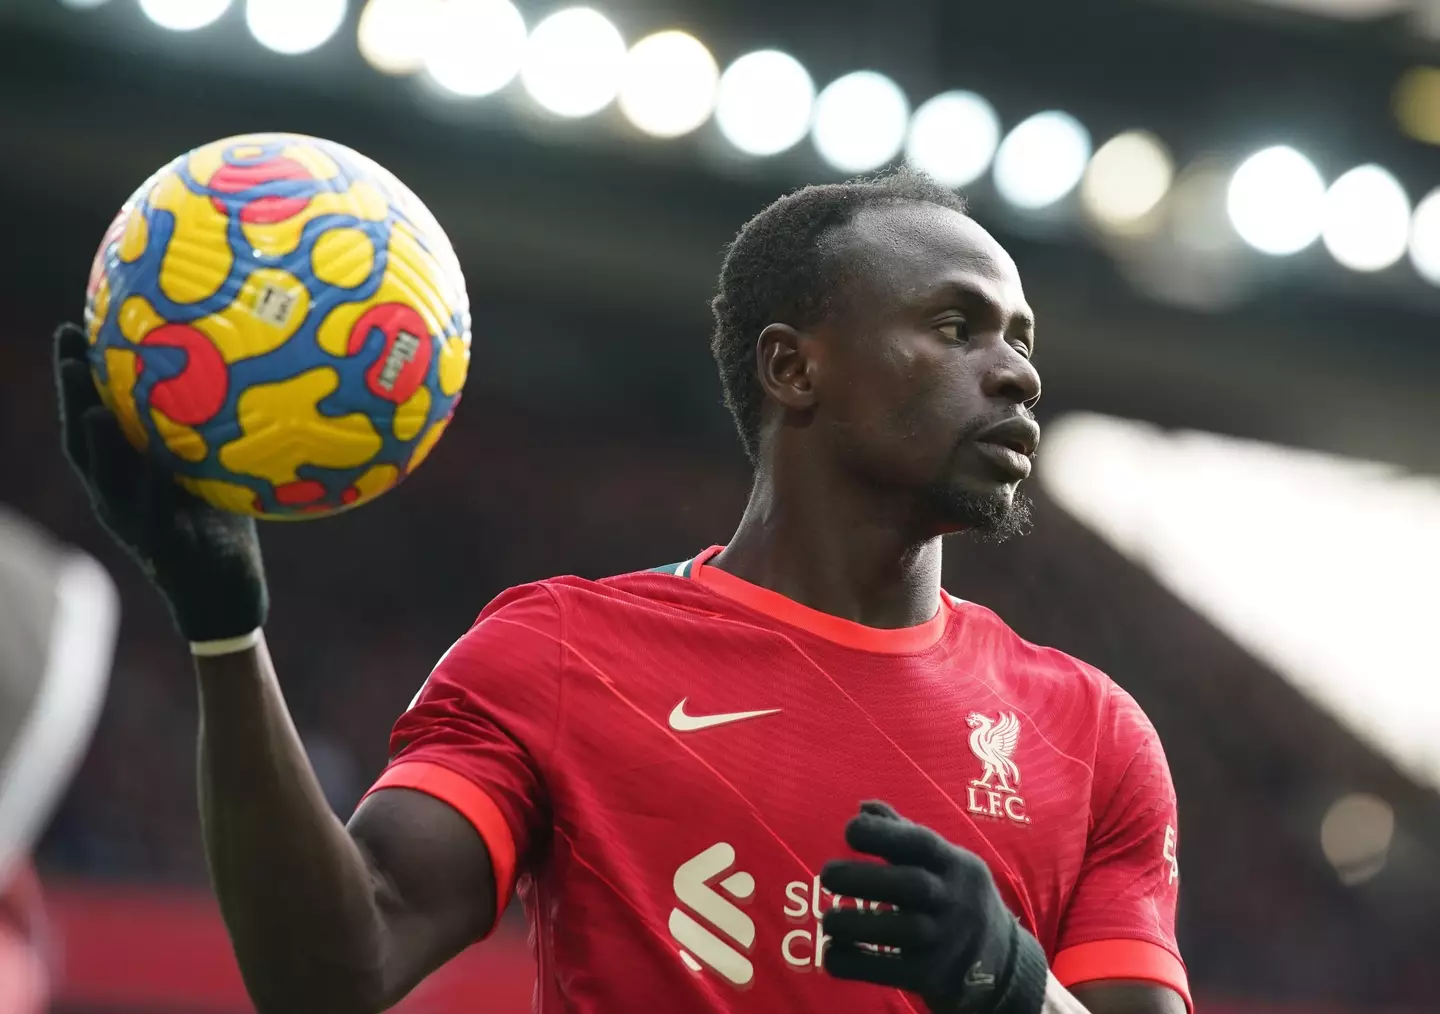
[363,760,519,923]
[1052,939,1192,1012]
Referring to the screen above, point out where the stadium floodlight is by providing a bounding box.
[358,0,436,75]
[1081,130,1174,233]
[246,0,347,56]
[714,50,814,157]
[1321,164,1410,272]
[618,30,719,139]
[1408,186,1440,284]
[139,0,231,31]
[520,7,627,119]
[993,110,1091,210]
[422,0,526,98]
[904,91,1000,188]
[812,71,909,174]
[1226,146,1325,256]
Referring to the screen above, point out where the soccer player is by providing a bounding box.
[54,169,1188,1014]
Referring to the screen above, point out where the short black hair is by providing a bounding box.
[710,166,968,464]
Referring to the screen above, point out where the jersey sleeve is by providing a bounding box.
[362,583,563,917]
[1052,686,1190,1009]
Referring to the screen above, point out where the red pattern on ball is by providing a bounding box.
[209,157,313,224]
[275,480,328,506]
[346,303,434,405]
[141,324,228,426]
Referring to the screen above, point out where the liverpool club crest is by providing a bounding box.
[966,712,1029,824]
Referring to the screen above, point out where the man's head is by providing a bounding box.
[710,168,1041,540]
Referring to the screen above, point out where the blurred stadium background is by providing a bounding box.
[3,0,1440,1010]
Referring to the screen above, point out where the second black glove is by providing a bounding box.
[820,801,1049,1014]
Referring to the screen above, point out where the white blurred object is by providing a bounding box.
[714,50,814,157]
[1320,793,1395,885]
[993,111,1091,210]
[1408,186,1440,283]
[139,0,231,31]
[246,0,347,55]
[1041,413,1440,793]
[905,91,1000,188]
[0,508,119,887]
[59,0,112,9]
[1226,146,1325,255]
[422,0,526,98]
[812,71,909,173]
[358,0,437,75]
[1082,130,1174,233]
[618,30,718,138]
[1321,165,1410,271]
[521,7,627,118]
[1234,0,1408,17]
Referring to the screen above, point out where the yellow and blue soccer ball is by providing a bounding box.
[84,133,470,519]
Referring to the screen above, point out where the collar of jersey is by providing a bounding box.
[681,545,951,654]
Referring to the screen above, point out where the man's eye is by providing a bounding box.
[937,319,969,342]
[1011,341,1033,359]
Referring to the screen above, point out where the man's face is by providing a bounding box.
[810,203,1042,538]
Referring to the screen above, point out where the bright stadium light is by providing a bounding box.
[812,71,909,173]
[618,30,719,138]
[246,0,347,55]
[358,0,436,75]
[423,0,526,98]
[521,7,627,118]
[1081,130,1174,232]
[993,110,1091,210]
[1226,146,1325,255]
[139,0,231,31]
[714,50,814,157]
[905,91,1000,188]
[1408,186,1440,284]
[1321,164,1410,272]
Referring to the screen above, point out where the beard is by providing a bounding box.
[927,485,1034,543]
[916,412,1037,543]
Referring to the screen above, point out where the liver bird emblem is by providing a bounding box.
[966,712,1022,792]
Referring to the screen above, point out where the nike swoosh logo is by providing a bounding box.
[668,698,781,732]
[965,961,996,988]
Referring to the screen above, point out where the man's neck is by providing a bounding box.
[709,466,945,631]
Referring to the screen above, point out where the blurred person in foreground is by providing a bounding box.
[54,169,1188,1014]
[0,508,118,1013]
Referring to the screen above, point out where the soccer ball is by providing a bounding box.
[84,133,471,519]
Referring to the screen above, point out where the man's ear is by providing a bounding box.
[755,322,821,412]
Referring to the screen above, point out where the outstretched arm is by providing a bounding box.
[196,640,498,1014]
[57,322,509,1014]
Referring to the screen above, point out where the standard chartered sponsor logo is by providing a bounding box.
[780,874,894,969]
[670,843,757,986]
[670,843,894,987]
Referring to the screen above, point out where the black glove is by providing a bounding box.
[54,323,269,643]
[820,801,1049,1014]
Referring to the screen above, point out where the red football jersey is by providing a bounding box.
[369,546,1188,1012]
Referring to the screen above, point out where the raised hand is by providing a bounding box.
[54,322,268,642]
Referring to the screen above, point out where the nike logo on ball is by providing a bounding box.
[668,698,781,732]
